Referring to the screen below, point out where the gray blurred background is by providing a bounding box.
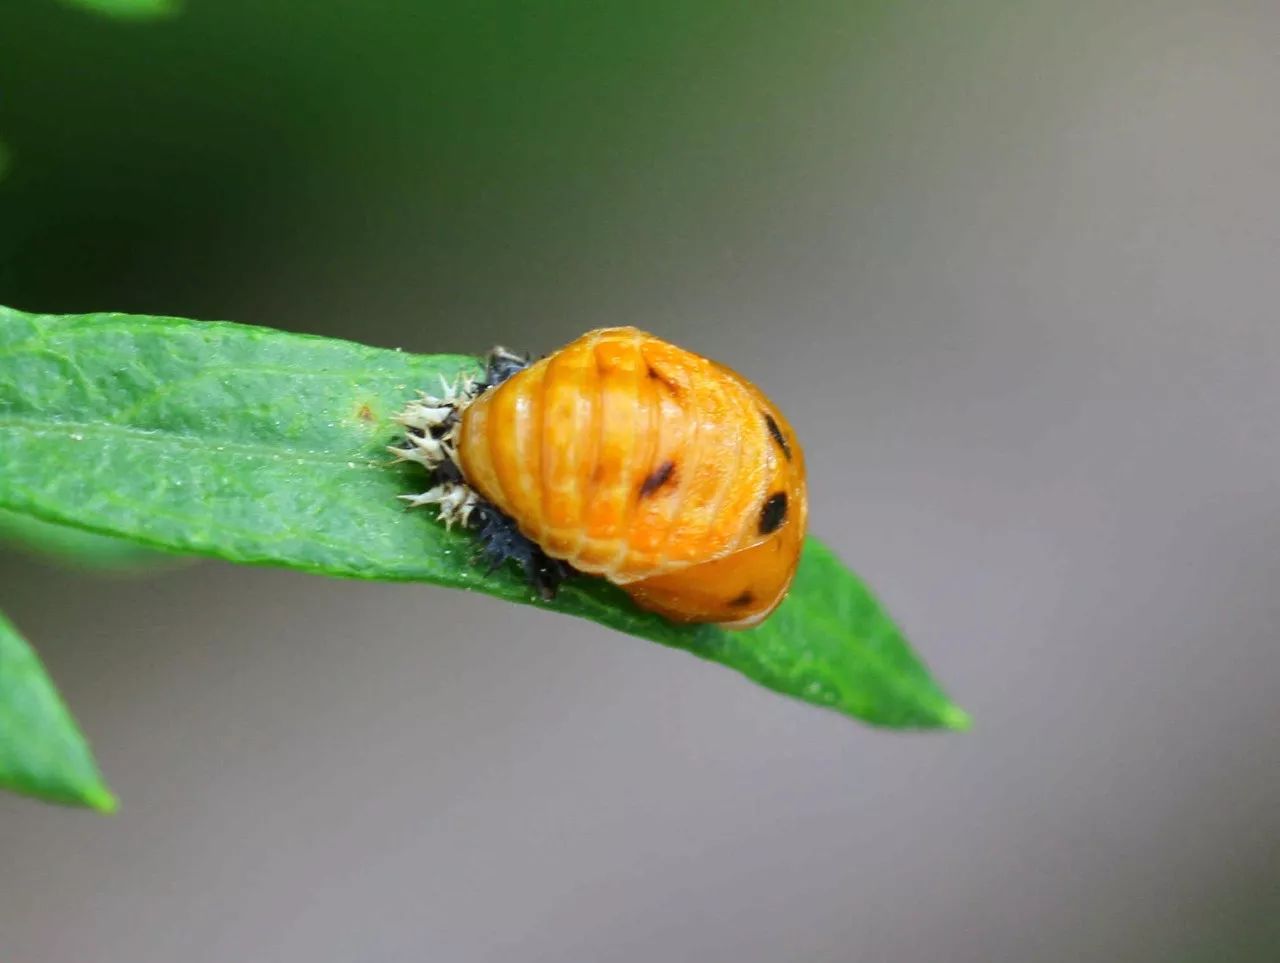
[2,0,1278,960]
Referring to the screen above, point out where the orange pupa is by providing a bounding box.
[392,327,807,628]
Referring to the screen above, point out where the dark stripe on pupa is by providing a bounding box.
[639,460,677,498]
[763,412,792,461]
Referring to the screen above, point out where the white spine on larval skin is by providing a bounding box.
[389,375,482,530]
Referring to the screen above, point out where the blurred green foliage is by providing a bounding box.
[0,0,888,336]
[57,0,178,20]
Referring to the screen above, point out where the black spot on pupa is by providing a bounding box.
[729,590,756,608]
[639,459,677,497]
[763,411,792,460]
[758,492,788,535]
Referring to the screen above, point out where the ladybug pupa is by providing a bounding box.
[391,327,807,628]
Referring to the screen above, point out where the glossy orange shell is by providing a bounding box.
[457,327,807,627]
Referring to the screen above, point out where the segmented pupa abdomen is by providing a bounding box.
[456,327,781,583]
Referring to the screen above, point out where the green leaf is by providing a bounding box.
[55,0,180,20]
[0,508,176,570]
[0,609,116,811]
[0,304,967,729]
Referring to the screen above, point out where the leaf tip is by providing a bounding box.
[84,782,119,814]
[938,703,972,732]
